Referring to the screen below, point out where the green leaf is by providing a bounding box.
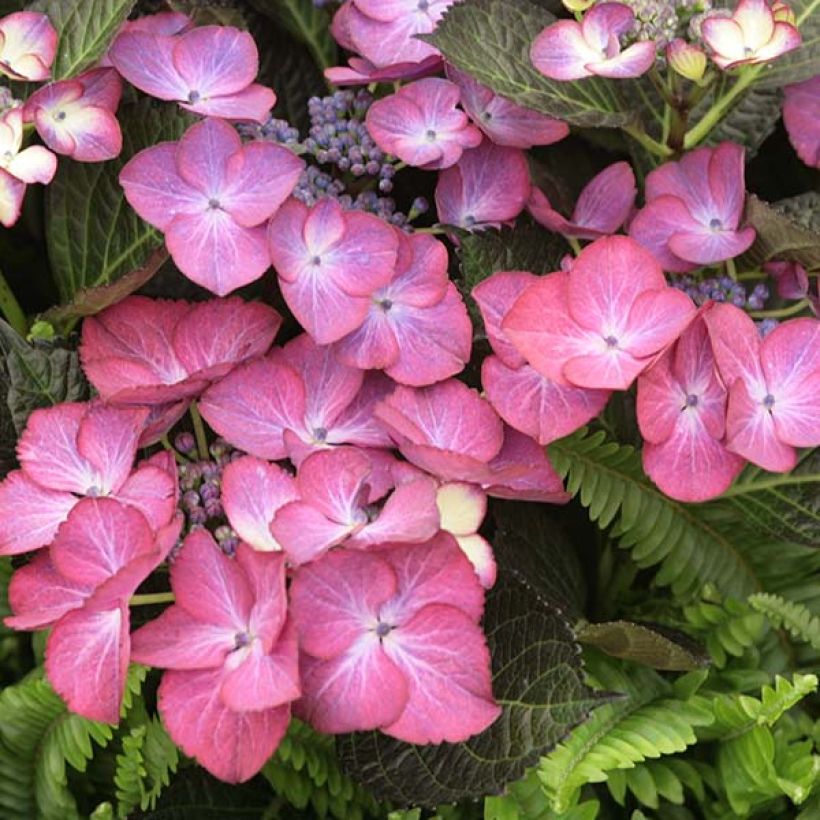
[754,0,820,89]
[738,194,820,272]
[702,87,782,158]
[683,594,766,668]
[46,99,193,306]
[0,321,88,433]
[339,572,605,807]
[772,192,820,232]
[748,593,820,652]
[28,0,136,80]
[577,621,710,672]
[425,0,631,127]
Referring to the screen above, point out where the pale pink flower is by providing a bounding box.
[0,11,57,81]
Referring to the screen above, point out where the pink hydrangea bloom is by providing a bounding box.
[199,334,393,463]
[503,236,696,390]
[0,402,177,555]
[705,304,820,472]
[333,231,472,386]
[366,78,482,170]
[629,142,756,273]
[783,76,820,169]
[702,0,800,70]
[109,24,275,122]
[325,55,442,87]
[120,118,303,295]
[131,531,299,783]
[268,197,399,344]
[24,68,123,162]
[0,11,57,81]
[99,12,192,68]
[80,295,282,405]
[289,536,500,742]
[531,3,657,81]
[637,318,745,502]
[474,271,611,444]
[435,141,530,230]
[271,447,439,564]
[446,65,569,149]
[528,161,636,240]
[0,106,56,228]
[6,498,182,722]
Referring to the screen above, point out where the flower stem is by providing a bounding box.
[748,299,809,319]
[130,592,175,606]
[567,236,582,256]
[0,269,26,336]
[189,402,210,461]
[161,434,188,465]
[725,257,738,281]
[414,225,447,235]
[622,123,673,159]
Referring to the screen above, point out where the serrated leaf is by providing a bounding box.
[339,572,605,807]
[46,99,193,305]
[738,194,820,272]
[0,321,88,433]
[28,0,136,80]
[703,86,782,158]
[425,0,631,127]
[754,0,820,88]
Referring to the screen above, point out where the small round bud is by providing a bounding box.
[667,39,707,82]
[175,432,197,454]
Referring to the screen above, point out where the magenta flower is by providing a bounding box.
[268,197,399,344]
[705,305,820,472]
[435,141,530,230]
[531,3,657,81]
[702,0,800,70]
[637,318,745,502]
[24,68,123,162]
[783,76,820,169]
[366,78,482,170]
[120,118,303,294]
[0,11,57,81]
[0,402,177,555]
[289,536,500,742]
[271,447,439,565]
[765,259,809,300]
[80,295,282,404]
[6,498,182,722]
[334,232,473,386]
[131,530,299,783]
[0,106,56,228]
[99,12,192,68]
[446,65,569,149]
[629,142,756,273]
[199,333,393,463]
[528,161,637,240]
[503,236,696,390]
[474,271,611,445]
[109,24,275,122]
[325,54,442,87]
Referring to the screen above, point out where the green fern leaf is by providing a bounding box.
[683,593,766,667]
[748,593,820,652]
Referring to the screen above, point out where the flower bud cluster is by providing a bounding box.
[616,0,711,49]
[673,275,776,333]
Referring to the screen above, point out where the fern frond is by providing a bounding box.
[606,758,707,810]
[683,594,766,667]
[748,593,820,651]
[548,430,768,598]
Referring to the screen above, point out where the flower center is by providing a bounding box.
[377,298,393,312]
[708,217,723,231]
[234,631,250,649]
[0,150,12,165]
[312,426,328,442]
[375,621,394,639]
[53,110,66,122]
[763,393,776,410]
[207,198,221,210]
[425,128,437,141]
[310,255,322,266]
[418,0,429,10]
[187,90,201,104]
[604,335,619,349]
[684,393,699,409]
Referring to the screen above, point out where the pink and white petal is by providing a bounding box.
[563,347,648,390]
[0,167,26,227]
[636,350,683,444]
[76,67,122,109]
[437,482,487,536]
[0,12,57,81]
[114,464,176,531]
[454,533,497,589]
[389,232,449,307]
[531,20,599,81]
[783,77,820,168]
[753,21,801,62]
[221,457,297,552]
[175,116,240,195]
[528,186,577,236]
[382,604,499,743]
[108,32,188,101]
[166,212,270,296]
[706,142,747,227]
[334,309,402,371]
[0,472,77,555]
[573,161,636,234]
[289,548,397,658]
[322,373,396,452]
[173,26,258,98]
[6,144,56,184]
[270,501,355,565]
[138,400,190,447]
[591,40,657,78]
[45,602,129,724]
[159,668,290,783]
[668,226,756,265]
[47,105,122,162]
[130,605,235,669]
[346,5,441,67]
[733,0,774,48]
[181,84,276,123]
[582,2,637,46]
[628,196,700,273]
[294,447,371,524]
[703,302,766,391]
[622,287,696,358]
[701,18,747,63]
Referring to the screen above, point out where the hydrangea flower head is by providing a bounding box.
[120,117,304,294]
[531,3,657,80]
[81,295,282,404]
[0,11,57,81]
[24,68,123,162]
[268,197,399,343]
[637,317,745,501]
[702,0,800,70]
[503,235,696,390]
[131,530,299,782]
[0,106,56,227]
[783,76,820,169]
[109,24,275,122]
[528,161,637,240]
[705,305,820,472]
[446,65,569,149]
[289,536,500,742]
[629,142,756,273]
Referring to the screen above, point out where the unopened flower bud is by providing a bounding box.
[563,0,595,10]
[175,432,196,454]
[772,1,796,25]
[667,39,707,81]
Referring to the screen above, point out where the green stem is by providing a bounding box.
[567,236,582,256]
[725,257,737,281]
[189,402,210,461]
[0,269,26,335]
[720,473,820,499]
[748,299,809,319]
[160,434,188,465]
[414,225,447,235]
[130,592,175,606]
[737,270,766,281]
[622,123,674,159]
